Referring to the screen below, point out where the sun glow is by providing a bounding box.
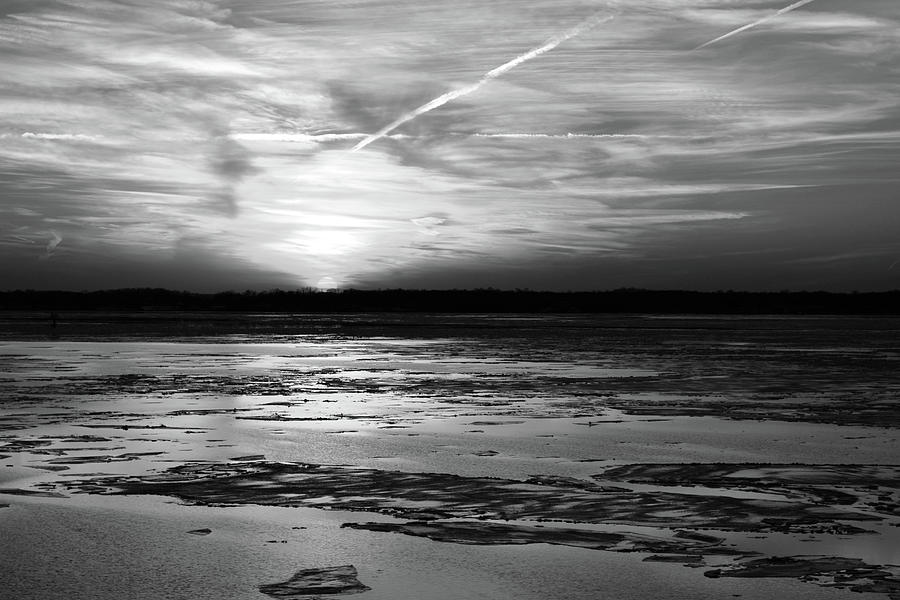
[315,276,339,290]
[289,230,361,257]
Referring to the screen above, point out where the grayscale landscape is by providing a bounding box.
[1,0,898,597]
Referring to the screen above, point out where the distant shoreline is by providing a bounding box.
[1,288,898,315]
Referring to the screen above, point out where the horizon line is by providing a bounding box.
[1,287,898,295]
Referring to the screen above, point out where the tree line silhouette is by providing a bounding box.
[0,288,898,314]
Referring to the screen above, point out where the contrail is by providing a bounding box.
[693,0,819,50]
[351,12,616,152]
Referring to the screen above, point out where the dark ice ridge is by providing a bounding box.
[258,565,370,599]
[706,556,900,599]
[69,461,883,534]
[59,460,900,597]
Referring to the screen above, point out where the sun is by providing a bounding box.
[315,276,339,290]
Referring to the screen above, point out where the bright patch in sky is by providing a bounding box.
[0,0,898,291]
[315,276,339,290]
[289,230,362,257]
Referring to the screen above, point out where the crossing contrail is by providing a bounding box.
[351,12,616,152]
[694,0,819,50]
[351,1,818,151]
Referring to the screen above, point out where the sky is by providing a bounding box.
[1,0,898,292]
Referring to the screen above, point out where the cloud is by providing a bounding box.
[351,11,617,151]
[207,131,258,216]
[0,0,897,291]
[411,215,448,236]
[42,230,62,259]
[232,133,369,143]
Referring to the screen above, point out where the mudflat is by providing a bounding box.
[0,313,897,599]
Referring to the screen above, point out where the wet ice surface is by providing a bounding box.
[0,313,898,599]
